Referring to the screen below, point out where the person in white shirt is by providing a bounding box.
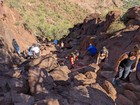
[30,44,40,58]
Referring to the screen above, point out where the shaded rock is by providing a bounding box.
[69,85,114,105]
[116,94,134,105]
[100,71,114,79]
[137,101,140,105]
[124,90,137,103]
[4,68,22,78]
[12,93,34,105]
[122,83,140,92]
[136,71,140,81]
[134,92,140,100]
[28,67,55,100]
[8,78,28,93]
[0,76,9,92]
[101,63,113,71]
[125,6,140,25]
[129,72,137,82]
[68,86,90,104]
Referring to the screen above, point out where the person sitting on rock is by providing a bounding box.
[87,43,97,57]
[112,44,140,85]
[12,39,21,57]
[96,46,109,65]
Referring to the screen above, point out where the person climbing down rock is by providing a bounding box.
[96,46,109,65]
[87,43,97,56]
[30,43,40,58]
[12,39,21,57]
[112,44,140,86]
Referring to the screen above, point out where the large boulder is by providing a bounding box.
[103,80,116,100]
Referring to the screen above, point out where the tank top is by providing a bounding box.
[119,52,136,67]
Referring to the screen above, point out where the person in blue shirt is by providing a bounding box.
[54,39,58,46]
[87,43,97,56]
[12,39,21,57]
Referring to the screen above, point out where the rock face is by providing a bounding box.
[125,6,140,26]
[1,2,140,105]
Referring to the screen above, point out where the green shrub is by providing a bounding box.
[107,21,126,34]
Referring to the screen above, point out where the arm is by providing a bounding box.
[96,53,100,64]
[114,53,128,75]
[132,55,140,72]
[105,51,109,62]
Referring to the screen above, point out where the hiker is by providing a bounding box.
[96,46,109,65]
[31,44,40,58]
[12,39,21,57]
[87,43,97,56]
[60,41,64,49]
[69,50,79,69]
[54,39,58,46]
[112,45,140,85]
[74,50,79,61]
[27,46,34,59]
[69,53,75,69]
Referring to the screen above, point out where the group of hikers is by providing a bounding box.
[12,39,40,59]
[68,42,140,86]
[12,38,140,86]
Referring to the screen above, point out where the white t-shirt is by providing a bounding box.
[31,46,40,53]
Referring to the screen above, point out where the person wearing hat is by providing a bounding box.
[96,46,109,65]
